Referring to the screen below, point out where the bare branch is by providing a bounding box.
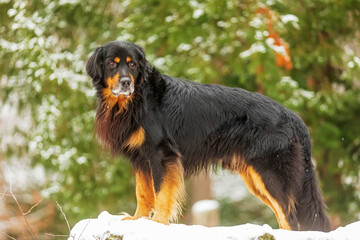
[44,233,69,238]
[9,183,36,240]
[0,230,17,240]
[23,198,43,216]
[56,201,71,234]
[0,187,6,200]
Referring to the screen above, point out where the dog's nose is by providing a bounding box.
[120,77,131,88]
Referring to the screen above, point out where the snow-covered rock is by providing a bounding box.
[68,211,359,240]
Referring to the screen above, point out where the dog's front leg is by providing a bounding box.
[123,170,155,220]
[151,158,185,224]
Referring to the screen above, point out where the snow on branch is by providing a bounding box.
[69,211,359,240]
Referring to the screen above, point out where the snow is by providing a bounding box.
[0,101,46,191]
[280,14,299,24]
[211,170,248,201]
[265,38,286,55]
[240,42,266,58]
[193,9,204,19]
[176,43,192,52]
[280,14,300,29]
[192,200,219,214]
[68,211,360,240]
[354,56,360,67]
[280,76,298,88]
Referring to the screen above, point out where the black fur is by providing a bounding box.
[86,41,330,231]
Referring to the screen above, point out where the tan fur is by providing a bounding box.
[239,164,293,230]
[152,159,186,224]
[123,127,146,150]
[102,73,133,116]
[123,171,155,220]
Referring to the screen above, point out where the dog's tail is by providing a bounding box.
[295,151,330,231]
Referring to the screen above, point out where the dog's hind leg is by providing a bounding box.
[239,164,299,230]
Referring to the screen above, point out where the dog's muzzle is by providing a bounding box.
[111,77,134,98]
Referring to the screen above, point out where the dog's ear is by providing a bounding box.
[86,47,104,85]
[133,44,148,82]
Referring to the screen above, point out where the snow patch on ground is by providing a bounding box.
[192,199,219,214]
[68,211,360,240]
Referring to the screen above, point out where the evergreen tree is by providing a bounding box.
[1,0,359,234]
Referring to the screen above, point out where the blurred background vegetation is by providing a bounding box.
[0,0,359,238]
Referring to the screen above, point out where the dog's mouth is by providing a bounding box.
[111,88,134,98]
[110,77,134,98]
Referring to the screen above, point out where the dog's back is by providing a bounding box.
[144,74,330,231]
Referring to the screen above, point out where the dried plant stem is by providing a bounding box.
[44,233,69,238]
[56,201,71,233]
[0,188,7,200]
[9,184,36,240]
[24,198,43,215]
[0,230,17,240]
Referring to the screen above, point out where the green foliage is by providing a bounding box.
[0,0,136,225]
[102,231,124,240]
[256,233,276,240]
[219,196,277,228]
[1,0,360,232]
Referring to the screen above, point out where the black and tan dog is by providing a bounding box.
[86,41,330,231]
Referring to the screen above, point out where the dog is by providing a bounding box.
[86,41,330,231]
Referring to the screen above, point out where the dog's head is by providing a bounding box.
[86,41,147,110]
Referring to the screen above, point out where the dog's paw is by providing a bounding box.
[122,215,139,221]
[145,216,169,225]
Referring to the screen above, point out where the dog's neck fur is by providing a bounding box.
[94,65,163,156]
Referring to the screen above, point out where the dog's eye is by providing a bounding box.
[108,60,116,68]
[129,61,135,68]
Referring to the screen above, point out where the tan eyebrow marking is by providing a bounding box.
[114,57,120,63]
[126,56,132,63]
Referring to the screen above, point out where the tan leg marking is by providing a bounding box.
[240,164,292,230]
[152,159,186,224]
[123,171,155,220]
